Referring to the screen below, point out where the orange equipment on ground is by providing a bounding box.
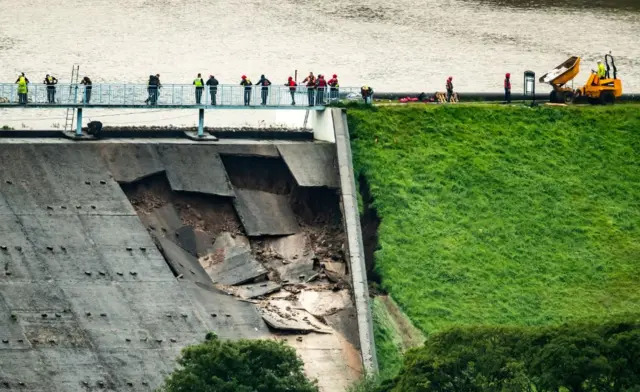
[539,54,623,104]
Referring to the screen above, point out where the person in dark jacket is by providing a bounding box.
[193,73,204,104]
[206,75,219,105]
[286,76,297,105]
[145,75,154,104]
[44,74,58,103]
[504,73,511,104]
[146,74,161,105]
[81,76,92,104]
[255,74,272,105]
[240,75,253,106]
[316,74,327,105]
[302,72,316,106]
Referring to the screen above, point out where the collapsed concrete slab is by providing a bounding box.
[198,232,267,286]
[156,236,214,288]
[205,251,267,286]
[139,204,182,237]
[157,145,234,197]
[264,233,308,261]
[210,232,251,258]
[233,189,299,236]
[277,143,339,188]
[232,281,282,299]
[270,258,316,284]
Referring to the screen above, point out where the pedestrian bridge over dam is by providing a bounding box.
[0,83,363,136]
[0,83,352,108]
[0,108,376,392]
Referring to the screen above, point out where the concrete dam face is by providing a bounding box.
[0,112,375,392]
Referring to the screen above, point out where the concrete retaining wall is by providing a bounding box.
[331,108,378,373]
[311,110,336,142]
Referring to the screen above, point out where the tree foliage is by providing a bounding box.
[376,320,640,392]
[158,333,318,392]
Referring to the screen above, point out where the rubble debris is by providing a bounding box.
[258,300,332,334]
[298,290,352,317]
[200,232,266,285]
[232,281,282,299]
[264,233,308,261]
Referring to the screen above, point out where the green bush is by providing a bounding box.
[158,333,318,392]
[380,320,640,392]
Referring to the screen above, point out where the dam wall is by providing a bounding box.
[0,124,371,391]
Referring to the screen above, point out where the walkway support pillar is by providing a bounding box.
[76,108,83,136]
[198,108,205,137]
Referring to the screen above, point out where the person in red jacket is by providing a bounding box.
[285,76,297,105]
[446,77,454,102]
[302,72,316,106]
[316,74,328,105]
[504,73,511,104]
[328,74,339,101]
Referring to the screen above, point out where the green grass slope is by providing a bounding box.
[348,105,640,337]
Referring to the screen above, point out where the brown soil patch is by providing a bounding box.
[379,295,424,350]
[120,172,242,238]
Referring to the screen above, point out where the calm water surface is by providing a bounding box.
[0,0,638,127]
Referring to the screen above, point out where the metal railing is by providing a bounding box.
[0,83,368,107]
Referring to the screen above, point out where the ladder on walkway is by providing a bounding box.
[63,64,80,131]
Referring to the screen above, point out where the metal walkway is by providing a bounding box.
[0,83,338,108]
[0,83,342,137]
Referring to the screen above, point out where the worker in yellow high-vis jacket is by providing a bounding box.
[193,73,204,104]
[15,73,29,104]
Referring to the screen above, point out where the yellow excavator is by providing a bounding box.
[540,54,623,104]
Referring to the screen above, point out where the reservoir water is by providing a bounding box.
[0,0,638,128]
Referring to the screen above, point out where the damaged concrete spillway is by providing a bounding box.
[0,110,375,392]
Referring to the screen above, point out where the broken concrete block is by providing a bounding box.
[298,289,352,317]
[258,300,332,334]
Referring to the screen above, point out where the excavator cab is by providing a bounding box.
[540,54,623,104]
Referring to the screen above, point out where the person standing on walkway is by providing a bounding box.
[286,76,297,105]
[328,74,339,101]
[15,73,29,104]
[146,74,161,105]
[145,75,154,104]
[81,76,93,104]
[255,74,272,105]
[206,75,219,106]
[240,75,253,106]
[316,74,327,105]
[446,77,454,102]
[153,74,162,105]
[302,72,316,106]
[504,73,511,104]
[193,73,204,104]
[44,73,58,104]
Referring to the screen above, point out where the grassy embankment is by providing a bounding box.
[347,104,640,375]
